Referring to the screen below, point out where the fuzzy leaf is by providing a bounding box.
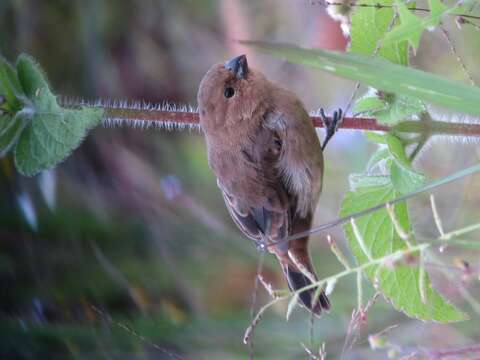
[390,160,425,194]
[349,173,391,190]
[366,147,392,171]
[386,134,425,193]
[15,107,102,176]
[12,55,102,176]
[357,93,425,125]
[340,185,467,322]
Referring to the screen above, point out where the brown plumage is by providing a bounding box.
[197,55,331,315]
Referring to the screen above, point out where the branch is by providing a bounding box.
[101,104,389,132]
[60,98,480,136]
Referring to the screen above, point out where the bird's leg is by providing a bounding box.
[320,108,343,150]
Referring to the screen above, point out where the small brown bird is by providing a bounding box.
[197,55,341,315]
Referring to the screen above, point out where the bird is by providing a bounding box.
[197,54,341,315]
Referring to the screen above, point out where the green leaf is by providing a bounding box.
[10,55,102,176]
[356,93,425,125]
[386,133,409,166]
[354,96,387,114]
[377,95,425,125]
[15,108,102,176]
[386,134,425,193]
[383,0,449,53]
[350,0,408,65]
[0,113,27,156]
[16,54,57,110]
[366,147,392,170]
[240,41,480,116]
[0,56,23,111]
[390,160,425,194]
[349,173,391,190]
[365,131,387,144]
[340,185,467,322]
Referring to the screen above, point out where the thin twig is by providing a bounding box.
[351,218,373,261]
[91,306,184,360]
[311,1,480,21]
[430,194,445,237]
[440,25,476,86]
[341,293,381,359]
[386,203,413,248]
[248,253,265,360]
[439,222,480,241]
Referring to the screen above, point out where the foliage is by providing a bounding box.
[0,55,102,176]
[242,0,480,325]
[1,0,480,358]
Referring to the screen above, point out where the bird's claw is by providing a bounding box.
[320,108,343,150]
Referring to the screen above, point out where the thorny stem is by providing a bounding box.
[61,99,480,137]
[393,119,480,137]
[310,1,480,22]
[102,106,389,132]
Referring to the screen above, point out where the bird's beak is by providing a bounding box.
[225,54,248,80]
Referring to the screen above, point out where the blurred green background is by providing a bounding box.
[1,1,479,359]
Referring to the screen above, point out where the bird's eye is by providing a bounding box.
[224,87,235,98]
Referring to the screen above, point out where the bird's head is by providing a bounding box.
[197,55,271,135]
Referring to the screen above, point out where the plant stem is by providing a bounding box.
[98,107,480,137]
[394,119,480,137]
[101,106,389,132]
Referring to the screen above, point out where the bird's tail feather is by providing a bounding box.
[282,263,330,315]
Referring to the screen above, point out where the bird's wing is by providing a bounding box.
[215,124,292,252]
[264,102,324,218]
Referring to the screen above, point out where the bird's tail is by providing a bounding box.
[279,255,330,316]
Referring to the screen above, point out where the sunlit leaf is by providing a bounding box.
[350,0,408,65]
[366,147,392,171]
[390,160,425,194]
[349,173,391,190]
[383,0,450,53]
